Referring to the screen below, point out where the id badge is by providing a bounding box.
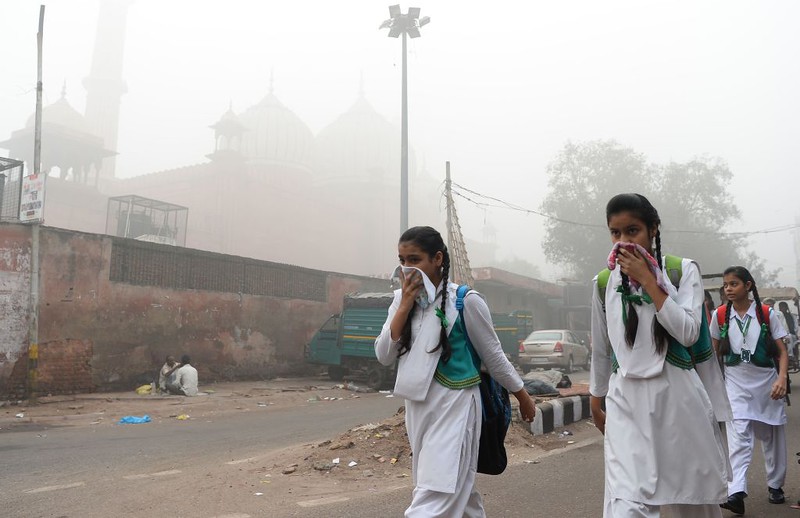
[740,349,751,363]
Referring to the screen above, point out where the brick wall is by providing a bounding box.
[37,339,94,395]
[0,223,31,398]
[1,224,388,396]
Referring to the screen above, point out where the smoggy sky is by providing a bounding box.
[2,1,799,286]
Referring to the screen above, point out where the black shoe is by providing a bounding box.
[720,492,746,515]
[768,486,785,504]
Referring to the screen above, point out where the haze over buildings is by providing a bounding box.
[1,1,798,285]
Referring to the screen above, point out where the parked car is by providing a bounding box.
[518,329,590,374]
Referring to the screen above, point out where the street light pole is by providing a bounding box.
[380,5,430,234]
[400,29,408,233]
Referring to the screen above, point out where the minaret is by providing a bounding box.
[83,0,133,182]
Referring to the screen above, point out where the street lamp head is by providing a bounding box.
[379,5,429,38]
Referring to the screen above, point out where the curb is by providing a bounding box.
[525,395,591,436]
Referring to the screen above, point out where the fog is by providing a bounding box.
[2,0,799,286]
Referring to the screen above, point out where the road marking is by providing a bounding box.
[123,469,182,480]
[297,495,350,507]
[25,482,85,494]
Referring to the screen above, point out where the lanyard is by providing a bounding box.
[735,315,752,347]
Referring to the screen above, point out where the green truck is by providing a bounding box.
[304,292,533,389]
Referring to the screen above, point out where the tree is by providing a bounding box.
[541,140,779,285]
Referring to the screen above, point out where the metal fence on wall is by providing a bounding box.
[109,239,329,301]
[0,157,24,222]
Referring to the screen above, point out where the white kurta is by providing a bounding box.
[709,303,787,425]
[375,283,522,507]
[590,258,729,506]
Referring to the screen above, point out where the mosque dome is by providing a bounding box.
[313,95,399,184]
[26,86,93,135]
[238,92,314,170]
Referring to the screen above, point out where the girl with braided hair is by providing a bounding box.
[590,193,731,518]
[375,226,536,517]
[709,266,789,514]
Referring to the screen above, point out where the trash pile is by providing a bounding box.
[284,406,412,480]
[274,403,562,481]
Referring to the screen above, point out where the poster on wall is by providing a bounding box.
[19,173,46,223]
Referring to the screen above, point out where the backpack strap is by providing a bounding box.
[664,255,683,290]
[597,268,611,312]
[716,304,727,327]
[456,284,470,313]
[759,305,771,327]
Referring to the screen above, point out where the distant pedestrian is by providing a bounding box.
[158,355,181,393]
[710,267,789,514]
[166,355,199,396]
[375,226,536,517]
[777,301,797,358]
[591,193,731,517]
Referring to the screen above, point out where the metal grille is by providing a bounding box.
[0,157,24,222]
[109,239,327,301]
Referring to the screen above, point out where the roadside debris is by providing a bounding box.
[119,415,151,424]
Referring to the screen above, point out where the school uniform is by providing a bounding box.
[709,302,788,496]
[591,258,731,518]
[375,282,523,518]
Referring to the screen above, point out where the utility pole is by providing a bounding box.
[444,161,474,286]
[380,5,430,233]
[27,5,46,402]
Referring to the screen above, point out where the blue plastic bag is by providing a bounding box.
[119,415,151,424]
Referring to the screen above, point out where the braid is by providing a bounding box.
[718,301,733,355]
[431,249,452,363]
[654,231,663,271]
[651,230,669,354]
[750,283,778,357]
[621,272,639,347]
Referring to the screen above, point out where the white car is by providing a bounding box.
[518,329,590,374]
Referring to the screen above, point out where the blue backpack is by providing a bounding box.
[456,285,512,475]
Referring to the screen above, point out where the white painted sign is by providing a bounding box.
[19,173,46,223]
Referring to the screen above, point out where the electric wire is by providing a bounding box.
[449,182,800,238]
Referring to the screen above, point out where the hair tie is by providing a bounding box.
[719,323,729,339]
[435,307,449,328]
[616,285,652,305]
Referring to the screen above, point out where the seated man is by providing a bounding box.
[166,355,199,396]
[158,355,181,393]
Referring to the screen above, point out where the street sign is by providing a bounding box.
[19,173,46,223]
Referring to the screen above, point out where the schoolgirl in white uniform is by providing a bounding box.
[590,194,731,518]
[709,266,789,514]
[374,226,537,517]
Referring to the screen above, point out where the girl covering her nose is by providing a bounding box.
[375,226,536,517]
[590,193,731,518]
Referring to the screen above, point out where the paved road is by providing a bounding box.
[3,369,798,517]
[0,392,399,516]
[282,385,800,517]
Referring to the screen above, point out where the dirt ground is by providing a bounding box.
[0,377,593,485]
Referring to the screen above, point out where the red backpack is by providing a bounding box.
[716,304,770,328]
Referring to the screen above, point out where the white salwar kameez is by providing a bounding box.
[591,258,730,518]
[709,303,788,496]
[375,282,523,518]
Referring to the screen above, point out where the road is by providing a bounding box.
[2,370,798,517]
[0,391,399,517]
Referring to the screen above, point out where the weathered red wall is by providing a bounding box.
[0,223,31,398]
[1,224,388,396]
